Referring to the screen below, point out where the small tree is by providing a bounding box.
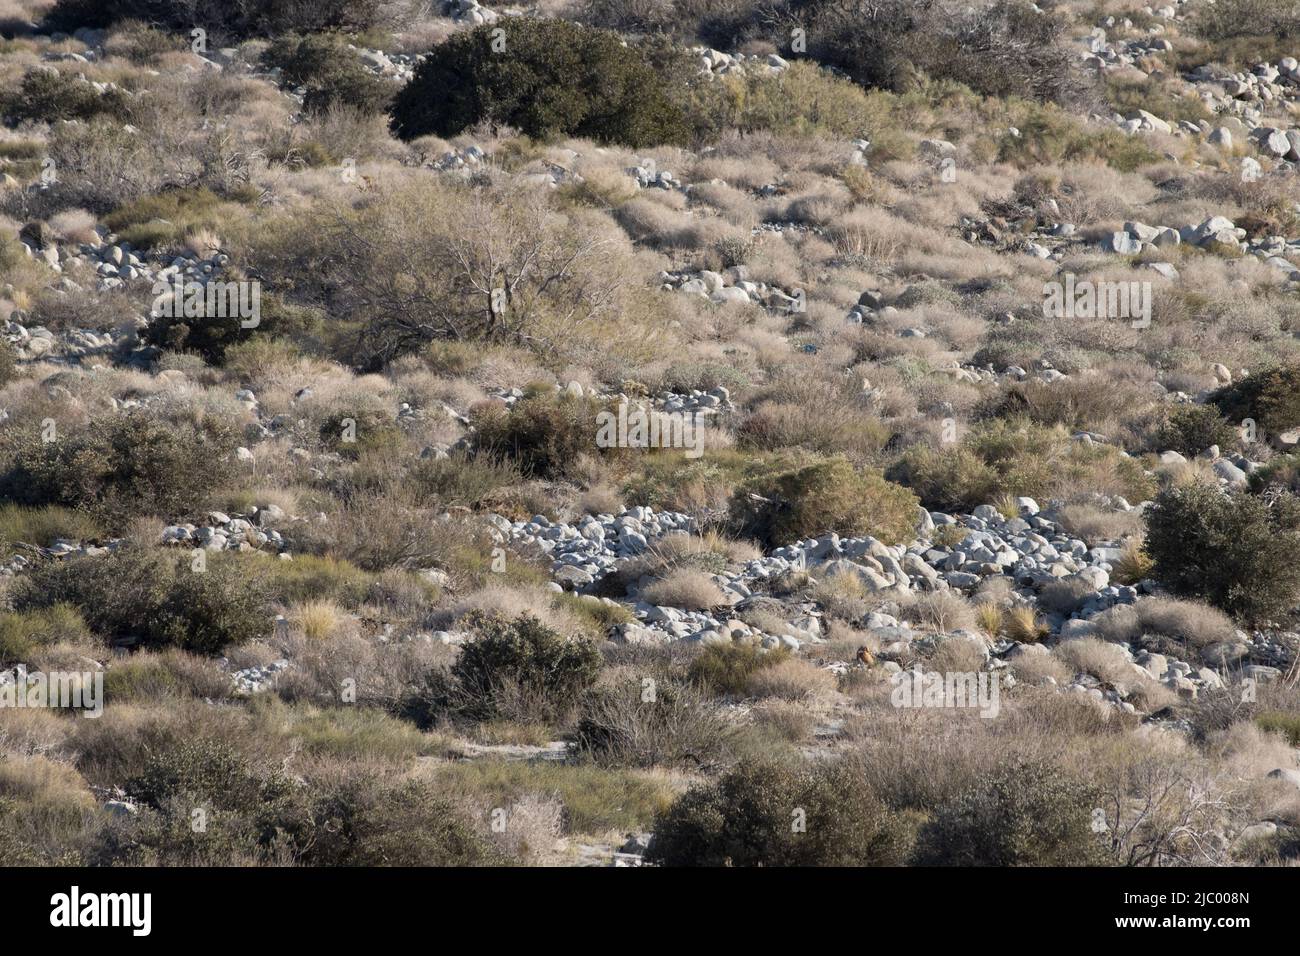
[389,18,692,147]
[1144,482,1300,625]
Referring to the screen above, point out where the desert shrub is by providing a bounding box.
[14,548,271,655]
[46,0,387,40]
[410,452,523,509]
[688,61,888,140]
[641,568,726,611]
[318,408,405,460]
[0,605,92,664]
[912,759,1109,866]
[660,362,750,393]
[1155,404,1239,457]
[389,19,692,147]
[470,393,604,480]
[0,414,239,522]
[104,20,186,63]
[1210,363,1300,438]
[262,554,375,607]
[1093,596,1237,651]
[264,33,393,114]
[1144,483,1300,624]
[1256,711,1300,747]
[890,419,1153,512]
[294,779,502,866]
[572,677,735,768]
[728,456,919,548]
[126,738,280,813]
[405,613,602,726]
[687,641,788,696]
[796,0,1086,104]
[144,290,319,364]
[646,759,913,866]
[250,180,642,370]
[0,339,16,390]
[1192,0,1300,42]
[103,185,251,250]
[2,68,131,125]
[1003,605,1047,643]
[0,504,100,548]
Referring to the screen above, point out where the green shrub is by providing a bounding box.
[318,408,405,460]
[15,548,272,655]
[405,613,602,726]
[912,759,1109,866]
[0,504,100,548]
[144,290,319,364]
[890,419,1154,512]
[410,452,522,509]
[1210,364,1300,438]
[646,759,914,866]
[1256,711,1300,747]
[1144,483,1300,625]
[0,414,240,522]
[262,554,375,607]
[2,68,131,124]
[1250,454,1300,495]
[728,456,919,548]
[0,604,91,664]
[1155,404,1239,457]
[470,393,604,480]
[687,641,788,697]
[264,33,394,114]
[389,18,692,147]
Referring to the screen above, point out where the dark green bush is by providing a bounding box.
[647,759,914,866]
[2,68,131,125]
[1144,483,1300,625]
[389,18,692,147]
[264,33,393,114]
[14,548,272,655]
[728,455,919,548]
[1210,363,1300,439]
[404,613,602,726]
[912,759,1108,865]
[0,414,239,522]
[1155,404,1239,457]
[470,393,604,480]
[144,290,320,365]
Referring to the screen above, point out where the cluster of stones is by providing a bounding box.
[224,657,291,695]
[693,47,790,77]
[444,0,499,26]
[160,508,291,556]
[662,266,802,310]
